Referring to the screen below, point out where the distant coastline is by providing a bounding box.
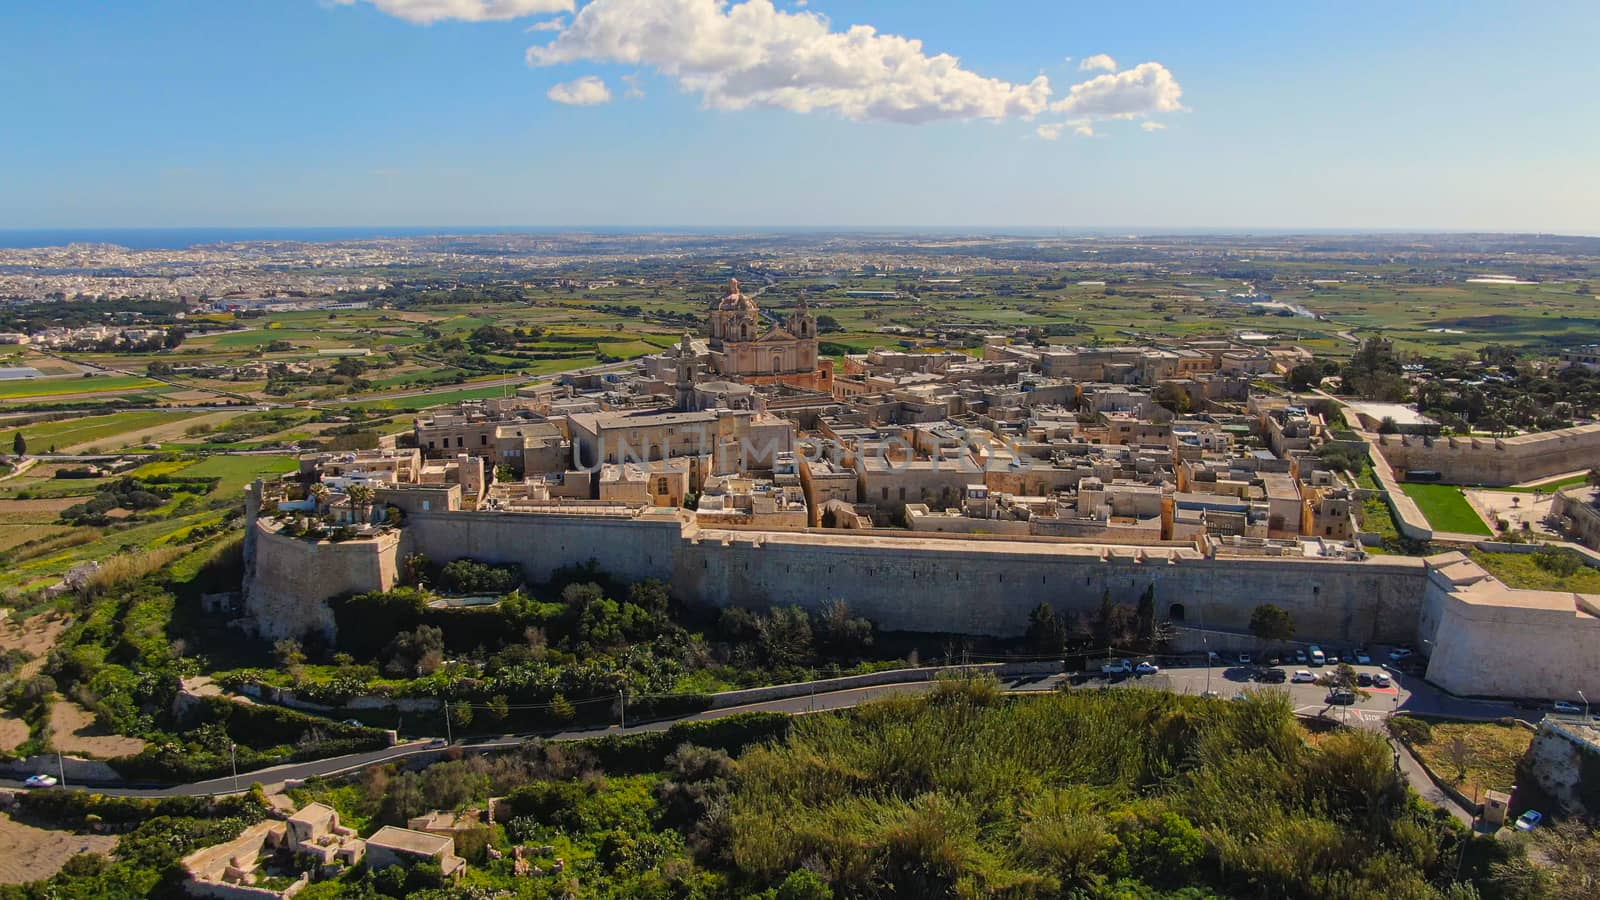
[0,225,1565,252]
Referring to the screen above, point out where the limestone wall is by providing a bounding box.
[403,510,685,584]
[1422,566,1600,699]
[248,508,1427,646]
[673,529,1425,643]
[247,524,401,640]
[1376,425,1600,486]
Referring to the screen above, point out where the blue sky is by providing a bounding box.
[2,0,1596,232]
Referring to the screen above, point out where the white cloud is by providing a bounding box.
[1073,120,1095,137]
[547,74,613,105]
[1051,61,1183,118]
[1037,118,1096,140]
[620,72,646,99]
[526,17,568,32]
[1078,53,1116,72]
[334,0,573,25]
[1036,123,1062,141]
[1141,120,1165,132]
[526,0,1052,124]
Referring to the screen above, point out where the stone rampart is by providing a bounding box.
[246,523,401,639]
[1376,425,1600,486]
[249,508,1429,645]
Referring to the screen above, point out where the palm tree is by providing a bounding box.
[307,483,330,512]
[347,485,375,525]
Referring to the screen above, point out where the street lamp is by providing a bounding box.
[1581,690,1590,721]
[230,743,240,795]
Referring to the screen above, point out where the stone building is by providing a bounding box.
[705,279,832,391]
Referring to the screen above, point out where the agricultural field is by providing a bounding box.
[2,410,205,454]
[0,374,165,401]
[1396,717,1535,805]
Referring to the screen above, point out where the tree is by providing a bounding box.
[1152,382,1192,415]
[1288,362,1323,392]
[1445,736,1471,784]
[815,599,874,658]
[274,637,306,671]
[448,699,474,729]
[1024,603,1065,655]
[1587,467,1600,488]
[1092,590,1119,649]
[1134,585,1158,648]
[757,606,814,668]
[346,484,375,524]
[1248,603,1296,645]
[494,463,516,483]
[11,432,24,457]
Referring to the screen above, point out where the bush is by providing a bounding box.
[1389,715,1434,745]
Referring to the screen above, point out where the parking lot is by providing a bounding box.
[1069,651,1532,731]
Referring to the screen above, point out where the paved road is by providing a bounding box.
[0,675,1064,798]
[0,664,1509,802]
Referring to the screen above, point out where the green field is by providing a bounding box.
[179,454,300,494]
[0,374,165,399]
[5,410,198,451]
[1400,483,1491,535]
[349,382,523,411]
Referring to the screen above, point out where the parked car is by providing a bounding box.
[1388,648,1414,661]
[1292,670,1316,684]
[1232,692,1250,702]
[1552,701,1582,715]
[1292,649,1308,664]
[1514,810,1543,832]
[1373,672,1392,688]
[1261,668,1287,683]
[1357,672,1374,687]
[341,718,363,727]
[1202,690,1222,699]
[1238,653,1252,665]
[1101,658,1133,675]
[1308,646,1326,666]
[1327,688,1357,705]
[1135,661,1160,676]
[1354,649,1373,664]
[23,774,58,788]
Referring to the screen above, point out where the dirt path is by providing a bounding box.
[0,712,28,753]
[0,813,119,885]
[48,699,147,758]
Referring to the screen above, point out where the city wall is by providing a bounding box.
[249,508,1428,645]
[1375,425,1600,486]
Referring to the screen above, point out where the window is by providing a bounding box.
[882,487,889,500]
[899,487,906,501]
[657,477,668,494]
[480,434,488,446]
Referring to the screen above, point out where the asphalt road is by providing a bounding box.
[0,663,1522,799]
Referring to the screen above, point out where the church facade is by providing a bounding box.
[705,278,832,391]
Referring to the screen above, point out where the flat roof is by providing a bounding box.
[368,826,454,857]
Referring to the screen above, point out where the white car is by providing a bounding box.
[23,774,58,788]
[1354,650,1373,664]
[1101,659,1133,675]
[1552,701,1582,715]
[1135,661,1160,676]
[1514,810,1543,832]
[1373,672,1392,688]
[1388,648,1414,661]
[1291,670,1316,684]
[1237,653,1252,665]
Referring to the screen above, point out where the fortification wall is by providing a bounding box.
[402,510,685,584]
[1422,578,1600,699]
[247,511,1429,645]
[672,530,1426,643]
[247,524,401,639]
[1376,425,1600,486]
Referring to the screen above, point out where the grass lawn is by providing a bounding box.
[0,374,165,400]
[179,454,300,495]
[5,410,198,452]
[1400,483,1491,535]
[1469,550,1600,593]
[1404,719,1533,803]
